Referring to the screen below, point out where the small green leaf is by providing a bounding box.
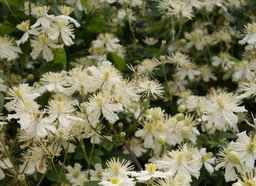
[52,48,67,68]
[84,181,100,186]
[0,21,16,35]
[0,0,23,7]
[0,72,10,82]
[107,52,126,71]
[46,163,67,183]
[0,92,4,113]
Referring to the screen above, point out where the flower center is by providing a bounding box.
[145,163,156,175]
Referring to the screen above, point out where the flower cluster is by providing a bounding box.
[1,0,256,186]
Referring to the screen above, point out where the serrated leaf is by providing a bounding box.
[0,93,4,113]
[107,52,126,71]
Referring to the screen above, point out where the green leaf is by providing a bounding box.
[0,0,23,7]
[0,72,10,82]
[52,48,67,68]
[0,21,16,35]
[84,181,100,186]
[0,92,4,113]
[46,163,67,183]
[107,52,126,71]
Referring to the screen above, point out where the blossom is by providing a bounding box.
[30,5,53,28]
[47,18,75,46]
[47,99,83,129]
[66,163,88,186]
[16,20,39,45]
[184,28,205,50]
[137,78,164,99]
[18,109,56,138]
[229,131,256,169]
[99,175,135,186]
[87,61,122,92]
[131,163,167,181]
[86,92,123,125]
[101,158,134,180]
[58,5,81,27]
[200,148,215,174]
[156,144,202,181]
[5,83,40,111]
[30,33,63,61]
[239,23,256,45]
[205,92,247,132]
[238,78,256,98]
[232,168,256,186]
[0,35,22,60]
[215,147,242,182]
[40,71,69,93]
[123,138,147,157]
[231,60,256,82]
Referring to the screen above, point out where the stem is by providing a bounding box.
[124,141,142,171]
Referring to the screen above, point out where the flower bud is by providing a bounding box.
[178,105,186,113]
[176,113,184,121]
[120,132,126,138]
[181,126,189,137]
[227,150,240,165]
[157,135,166,145]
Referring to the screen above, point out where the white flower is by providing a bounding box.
[215,147,242,182]
[232,60,256,82]
[5,83,40,111]
[58,5,81,27]
[66,163,88,186]
[238,78,256,98]
[200,148,215,174]
[212,52,235,71]
[123,138,147,157]
[47,99,83,129]
[30,5,53,28]
[16,20,39,45]
[185,28,205,50]
[205,92,247,132]
[19,110,56,138]
[30,33,63,61]
[137,78,164,99]
[87,61,122,92]
[156,144,202,181]
[131,163,167,181]
[229,131,256,169]
[86,92,123,125]
[40,71,69,93]
[47,18,75,46]
[239,23,256,45]
[99,175,135,186]
[101,158,134,180]
[0,35,22,60]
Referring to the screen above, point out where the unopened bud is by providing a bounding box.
[120,132,126,138]
[118,122,123,128]
[157,136,166,145]
[180,39,187,45]
[18,174,26,181]
[178,105,186,113]
[181,126,189,137]
[176,113,184,121]
[26,74,34,81]
[227,150,240,165]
